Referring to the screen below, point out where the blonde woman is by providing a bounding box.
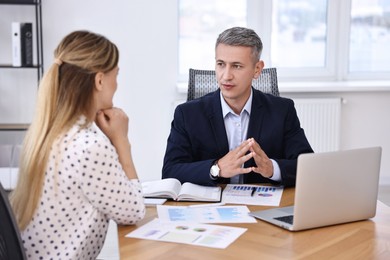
[10,31,145,259]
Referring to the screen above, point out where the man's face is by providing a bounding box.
[215,43,263,106]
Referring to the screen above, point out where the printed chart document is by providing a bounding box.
[156,205,257,223]
[125,218,247,249]
[142,178,221,202]
[222,184,283,206]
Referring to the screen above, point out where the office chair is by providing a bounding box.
[0,182,27,260]
[187,67,280,101]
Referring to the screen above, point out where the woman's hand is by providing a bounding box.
[95,107,138,179]
[96,107,129,146]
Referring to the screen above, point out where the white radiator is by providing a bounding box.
[293,98,342,153]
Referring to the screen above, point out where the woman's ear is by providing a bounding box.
[253,60,265,79]
[94,72,104,91]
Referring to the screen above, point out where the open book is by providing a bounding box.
[141,178,221,202]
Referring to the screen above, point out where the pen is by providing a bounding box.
[251,187,256,197]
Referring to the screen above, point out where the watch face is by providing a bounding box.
[211,165,219,177]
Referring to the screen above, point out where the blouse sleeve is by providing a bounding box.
[77,134,145,225]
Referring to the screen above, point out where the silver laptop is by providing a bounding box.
[249,147,382,231]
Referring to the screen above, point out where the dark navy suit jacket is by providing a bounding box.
[162,88,313,187]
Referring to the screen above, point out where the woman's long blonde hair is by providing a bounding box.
[10,30,119,230]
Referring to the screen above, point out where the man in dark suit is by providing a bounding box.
[162,27,313,187]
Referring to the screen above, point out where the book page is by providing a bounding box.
[141,178,182,199]
[178,182,221,201]
[144,198,167,206]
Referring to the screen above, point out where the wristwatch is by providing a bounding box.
[210,161,220,179]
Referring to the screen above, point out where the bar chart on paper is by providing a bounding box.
[156,205,256,223]
[222,184,283,206]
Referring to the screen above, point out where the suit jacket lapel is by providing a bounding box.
[247,89,265,141]
[206,90,229,157]
[243,90,265,182]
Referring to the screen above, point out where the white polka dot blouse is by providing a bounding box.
[21,116,145,259]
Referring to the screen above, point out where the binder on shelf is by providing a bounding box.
[12,22,33,67]
[12,23,21,67]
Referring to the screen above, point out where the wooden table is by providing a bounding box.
[118,187,390,259]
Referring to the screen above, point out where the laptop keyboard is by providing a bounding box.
[274,215,294,225]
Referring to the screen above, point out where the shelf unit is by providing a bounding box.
[0,1,44,189]
[0,0,43,80]
[0,0,43,131]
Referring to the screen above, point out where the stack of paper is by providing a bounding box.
[126,184,284,249]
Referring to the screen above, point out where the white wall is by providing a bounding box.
[41,0,179,182]
[1,0,390,185]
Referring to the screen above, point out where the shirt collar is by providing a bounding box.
[220,89,253,117]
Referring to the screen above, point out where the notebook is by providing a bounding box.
[249,146,382,231]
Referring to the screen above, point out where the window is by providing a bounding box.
[349,0,390,74]
[179,0,390,82]
[179,0,246,80]
[271,0,328,68]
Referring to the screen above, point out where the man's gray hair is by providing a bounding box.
[216,27,263,62]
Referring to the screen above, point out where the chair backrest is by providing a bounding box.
[0,183,27,260]
[187,67,280,101]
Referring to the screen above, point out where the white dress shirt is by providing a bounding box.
[220,90,281,183]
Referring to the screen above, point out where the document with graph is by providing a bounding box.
[126,218,247,249]
[222,184,283,206]
[156,205,257,223]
